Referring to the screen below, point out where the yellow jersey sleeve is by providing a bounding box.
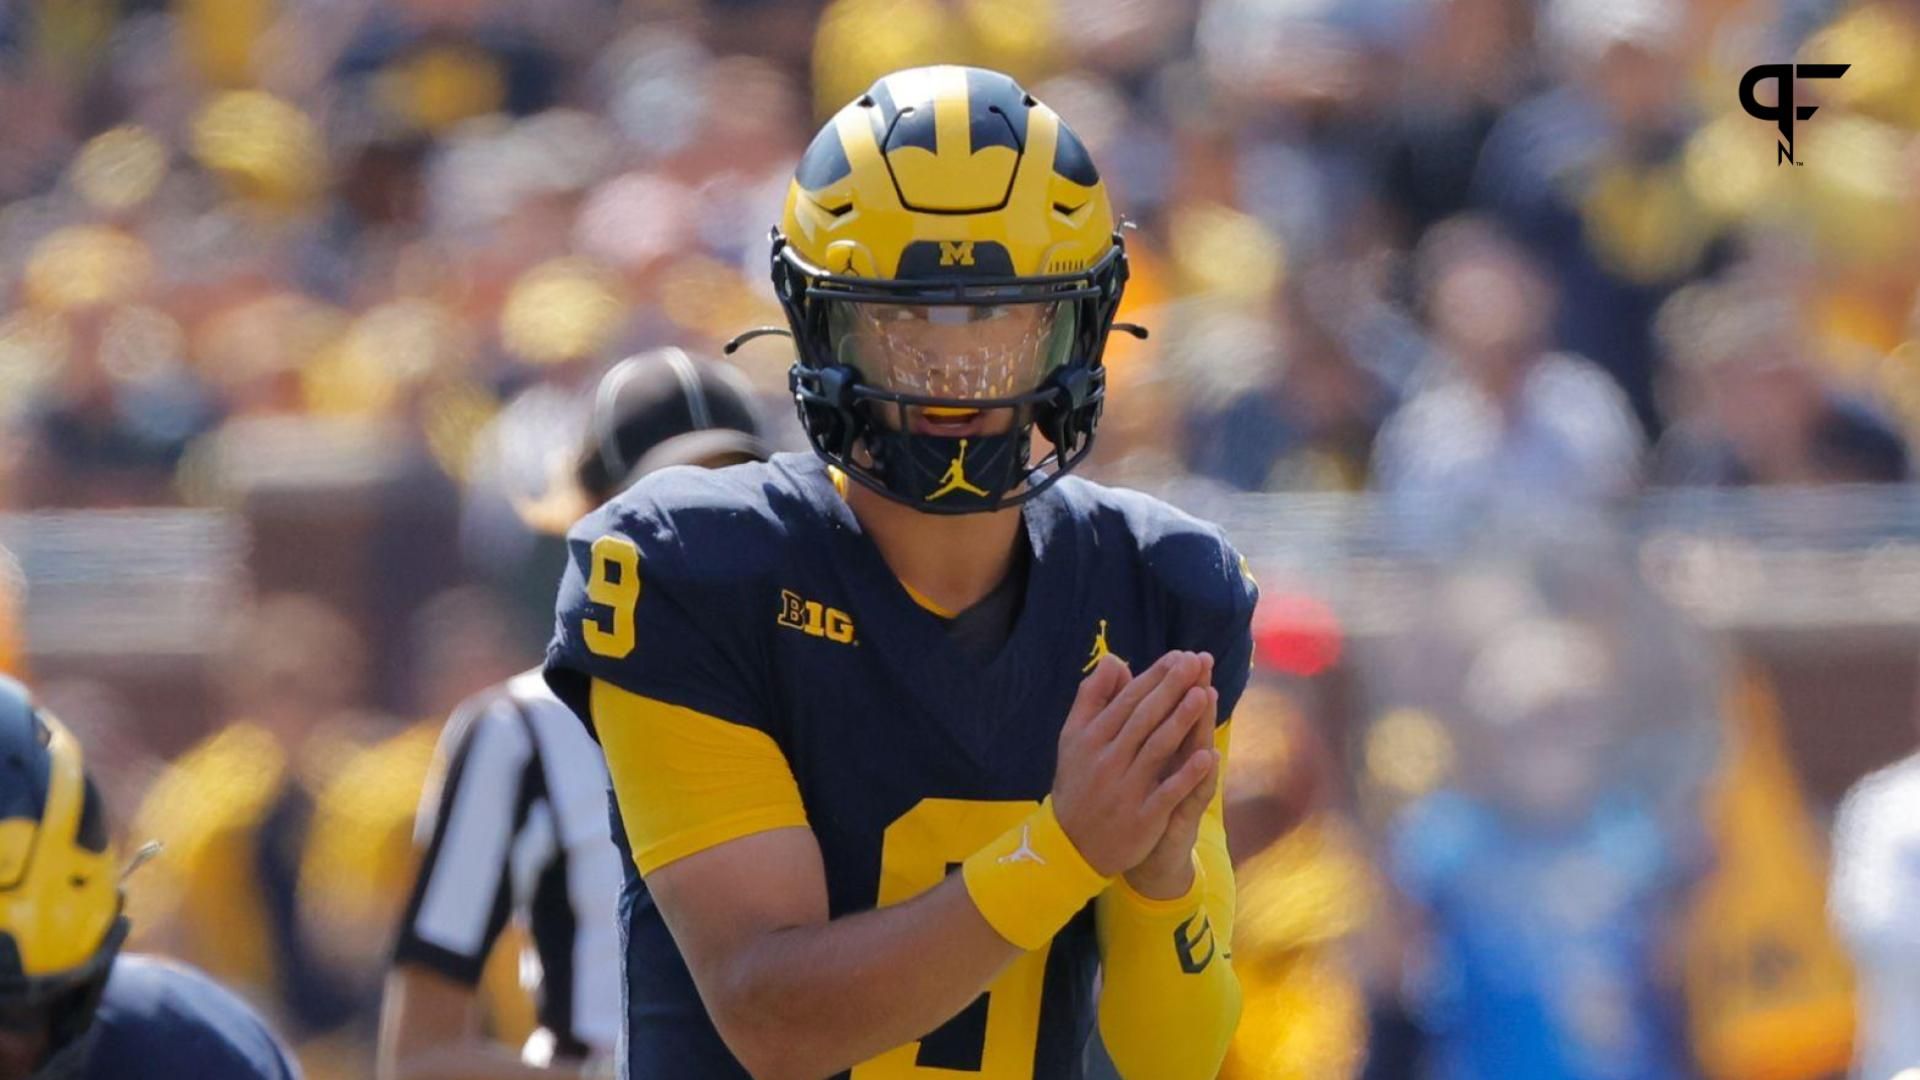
[1095,720,1241,1079]
[590,678,809,875]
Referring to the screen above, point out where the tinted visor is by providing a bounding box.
[826,300,1076,402]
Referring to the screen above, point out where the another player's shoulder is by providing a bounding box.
[1049,475,1254,613]
[89,955,299,1079]
[579,454,817,582]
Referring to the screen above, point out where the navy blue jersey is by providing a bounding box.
[544,452,1257,1079]
[86,955,301,1080]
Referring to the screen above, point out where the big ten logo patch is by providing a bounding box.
[778,589,857,645]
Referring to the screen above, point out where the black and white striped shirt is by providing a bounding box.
[394,669,622,1058]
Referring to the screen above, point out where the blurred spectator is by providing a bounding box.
[298,585,527,990]
[1371,216,1642,532]
[15,304,221,509]
[1371,0,1535,243]
[1654,277,1910,486]
[1685,667,1857,1080]
[1195,0,1411,263]
[400,583,524,718]
[1182,282,1395,492]
[332,0,567,136]
[1471,0,1728,434]
[1220,587,1374,1080]
[811,0,1054,121]
[1830,686,1920,1080]
[1379,617,1701,1080]
[125,593,387,1068]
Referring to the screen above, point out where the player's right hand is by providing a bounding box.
[1051,650,1217,877]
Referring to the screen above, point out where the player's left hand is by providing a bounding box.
[1122,654,1218,901]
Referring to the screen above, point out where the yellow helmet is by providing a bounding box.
[0,676,126,1077]
[758,65,1135,512]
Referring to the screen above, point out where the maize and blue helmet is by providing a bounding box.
[762,65,1135,514]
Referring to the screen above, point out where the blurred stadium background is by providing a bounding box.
[2,0,1919,1076]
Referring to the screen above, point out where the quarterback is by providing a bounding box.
[546,66,1253,1079]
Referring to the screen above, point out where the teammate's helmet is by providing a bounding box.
[0,677,126,1079]
[769,65,1130,513]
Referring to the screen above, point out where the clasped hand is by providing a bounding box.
[1051,650,1219,901]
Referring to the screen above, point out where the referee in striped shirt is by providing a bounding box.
[378,349,770,1080]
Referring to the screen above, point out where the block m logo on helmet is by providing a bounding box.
[1738,64,1849,165]
[938,240,975,267]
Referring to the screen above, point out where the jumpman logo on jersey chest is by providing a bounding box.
[1082,618,1122,673]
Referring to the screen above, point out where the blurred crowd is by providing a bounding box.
[3,0,1920,1076]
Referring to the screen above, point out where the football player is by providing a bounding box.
[0,675,302,1080]
[545,66,1254,1079]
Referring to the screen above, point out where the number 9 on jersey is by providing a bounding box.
[584,535,640,659]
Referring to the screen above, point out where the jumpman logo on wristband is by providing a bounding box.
[998,824,1047,866]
